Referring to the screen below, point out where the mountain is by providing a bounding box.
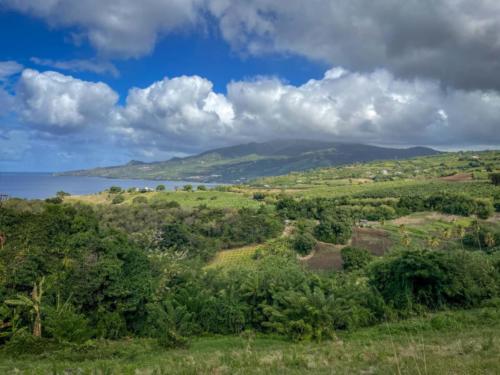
[59,140,440,183]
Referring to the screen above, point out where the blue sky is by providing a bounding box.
[0,1,499,172]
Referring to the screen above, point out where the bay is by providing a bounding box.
[0,172,213,200]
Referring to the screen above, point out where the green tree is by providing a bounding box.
[5,278,45,337]
[156,184,166,191]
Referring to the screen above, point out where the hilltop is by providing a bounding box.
[59,140,439,183]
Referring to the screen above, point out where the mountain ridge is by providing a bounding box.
[59,140,440,183]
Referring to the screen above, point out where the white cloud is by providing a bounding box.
[114,75,235,152]
[30,57,119,77]
[7,67,500,157]
[16,69,118,132]
[0,60,23,81]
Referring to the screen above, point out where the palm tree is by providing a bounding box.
[5,277,44,337]
[426,236,440,249]
[484,232,496,248]
[471,220,482,251]
[401,234,412,247]
[455,224,466,250]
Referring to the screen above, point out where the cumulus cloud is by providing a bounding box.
[2,0,205,58]
[16,69,118,132]
[113,75,236,152]
[7,67,500,158]
[30,57,119,77]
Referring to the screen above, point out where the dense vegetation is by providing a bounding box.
[1,149,499,373]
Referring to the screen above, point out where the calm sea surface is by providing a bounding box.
[0,173,212,200]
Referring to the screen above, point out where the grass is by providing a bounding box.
[1,307,499,374]
[67,190,261,209]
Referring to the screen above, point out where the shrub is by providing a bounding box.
[133,196,148,204]
[44,303,94,344]
[490,172,500,186]
[112,195,125,205]
[156,184,166,191]
[183,185,193,192]
[109,186,122,194]
[253,192,266,201]
[475,198,494,219]
[45,196,63,204]
[197,185,207,191]
[369,250,499,311]
[341,247,373,271]
[292,232,316,256]
[314,217,352,244]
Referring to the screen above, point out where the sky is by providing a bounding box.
[0,1,499,172]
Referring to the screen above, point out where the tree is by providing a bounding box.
[183,185,193,192]
[109,186,122,194]
[112,195,125,205]
[490,172,500,186]
[341,247,373,271]
[56,191,70,199]
[156,184,166,192]
[314,218,352,244]
[292,232,316,256]
[197,185,207,191]
[6,278,45,337]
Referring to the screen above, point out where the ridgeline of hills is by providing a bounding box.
[59,140,440,183]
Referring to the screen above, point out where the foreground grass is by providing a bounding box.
[1,307,499,374]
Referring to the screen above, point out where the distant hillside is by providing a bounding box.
[59,140,440,183]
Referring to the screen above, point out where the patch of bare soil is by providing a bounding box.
[439,173,473,182]
[351,227,392,256]
[303,242,345,271]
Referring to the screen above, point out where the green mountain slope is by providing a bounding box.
[59,140,440,182]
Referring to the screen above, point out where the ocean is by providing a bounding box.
[0,172,212,200]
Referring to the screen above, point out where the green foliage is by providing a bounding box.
[111,195,125,204]
[292,232,316,256]
[341,247,373,271]
[315,214,352,245]
[490,172,500,186]
[108,186,122,194]
[252,192,266,201]
[156,184,166,191]
[45,196,63,204]
[132,196,148,204]
[369,250,499,311]
[196,185,207,191]
[44,301,93,344]
[182,184,193,192]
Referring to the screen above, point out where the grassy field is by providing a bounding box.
[1,307,498,374]
[67,189,260,209]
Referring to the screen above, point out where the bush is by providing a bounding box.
[314,217,352,245]
[369,250,499,311]
[133,196,148,204]
[475,199,494,219]
[112,195,125,205]
[292,232,316,256]
[197,185,207,191]
[490,172,500,186]
[253,192,266,201]
[183,185,193,192]
[341,247,373,271]
[156,184,166,191]
[45,196,63,204]
[45,303,94,344]
[109,186,122,194]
